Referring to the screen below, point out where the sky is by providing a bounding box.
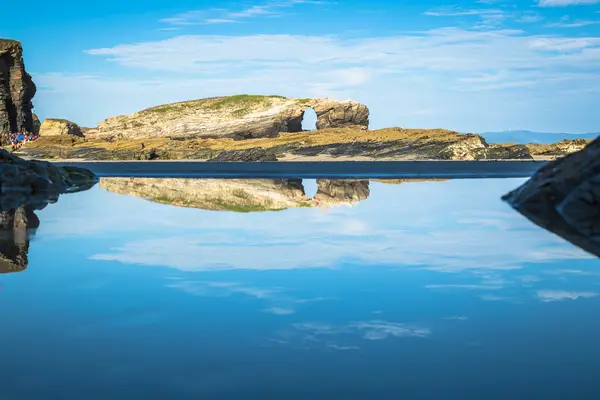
[2,0,600,133]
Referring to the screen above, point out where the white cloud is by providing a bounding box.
[536,290,599,302]
[160,0,335,26]
[538,0,600,6]
[33,25,600,131]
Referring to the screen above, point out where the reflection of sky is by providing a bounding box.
[1,179,600,398]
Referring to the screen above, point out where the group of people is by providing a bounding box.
[6,129,39,151]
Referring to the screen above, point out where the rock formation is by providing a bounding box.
[502,138,600,257]
[0,205,38,273]
[87,95,369,140]
[99,178,372,211]
[0,149,98,211]
[39,118,84,137]
[32,113,40,134]
[0,40,36,140]
[0,151,97,274]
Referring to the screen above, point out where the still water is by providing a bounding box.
[1,178,599,399]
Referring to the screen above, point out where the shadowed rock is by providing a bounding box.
[0,39,36,139]
[502,137,600,257]
[0,150,98,273]
[0,149,98,210]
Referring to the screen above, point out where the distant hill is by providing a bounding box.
[478,130,599,145]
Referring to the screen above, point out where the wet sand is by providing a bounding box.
[51,160,548,179]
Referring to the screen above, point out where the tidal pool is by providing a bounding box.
[1,178,598,399]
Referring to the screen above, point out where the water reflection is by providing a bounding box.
[99,178,371,210]
[2,178,600,398]
[0,206,38,273]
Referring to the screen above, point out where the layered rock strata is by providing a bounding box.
[0,40,36,139]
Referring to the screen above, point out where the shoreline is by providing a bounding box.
[50,160,548,179]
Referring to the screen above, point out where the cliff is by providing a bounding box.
[0,39,36,138]
[99,178,372,211]
[88,95,369,140]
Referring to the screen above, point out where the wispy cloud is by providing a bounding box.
[538,0,600,6]
[545,16,600,27]
[160,0,335,26]
[537,290,599,302]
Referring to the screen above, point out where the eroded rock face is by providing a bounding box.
[0,40,36,138]
[39,118,84,137]
[502,137,600,257]
[88,95,369,140]
[99,178,372,211]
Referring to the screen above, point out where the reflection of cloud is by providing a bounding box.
[264,307,295,315]
[46,180,595,280]
[293,320,430,340]
[426,284,504,290]
[536,290,599,302]
[274,320,429,351]
[352,321,431,340]
[166,280,331,316]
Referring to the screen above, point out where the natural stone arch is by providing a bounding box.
[301,107,318,131]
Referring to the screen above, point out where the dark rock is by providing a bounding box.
[0,40,36,140]
[0,149,98,207]
[0,205,38,273]
[502,137,600,257]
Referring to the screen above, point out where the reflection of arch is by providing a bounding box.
[0,206,39,274]
[301,107,317,131]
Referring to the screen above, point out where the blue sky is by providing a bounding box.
[2,0,600,132]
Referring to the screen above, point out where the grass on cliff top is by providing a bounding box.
[140,95,289,117]
[23,127,467,152]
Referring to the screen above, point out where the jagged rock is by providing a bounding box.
[88,95,369,140]
[0,40,36,140]
[39,118,84,137]
[0,149,98,211]
[208,148,278,162]
[312,179,370,207]
[502,137,600,257]
[32,113,40,134]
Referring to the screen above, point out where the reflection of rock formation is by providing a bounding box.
[312,179,370,207]
[100,178,372,211]
[0,150,98,273]
[0,206,38,273]
[503,137,600,257]
[100,178,309,212]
